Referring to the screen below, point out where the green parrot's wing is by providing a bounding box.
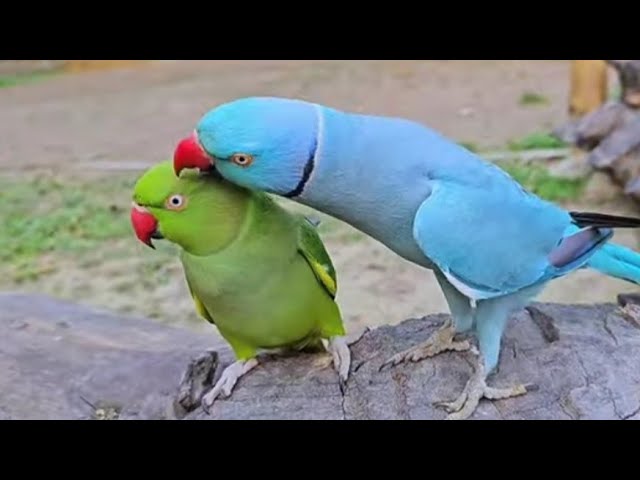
[297,216,337,299]
[185,276,215,325]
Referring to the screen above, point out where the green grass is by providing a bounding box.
[507,132,567,151]
[518,91,549,106]
[0,174,135,269]
[0,70,59,89]
[499,162,588,202]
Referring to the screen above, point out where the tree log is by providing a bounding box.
[1,293,640,420]
[569,60,608,118]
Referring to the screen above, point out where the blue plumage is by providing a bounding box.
[185,96,640,418]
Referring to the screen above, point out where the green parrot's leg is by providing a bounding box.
[324,336,351,392]
[202,335,258,413]
[202,358,259,412]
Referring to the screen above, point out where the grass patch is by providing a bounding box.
[508,132,567,151]
[518,91,549,106]
[0,174,135,274]
[499,162,588,202]
[0,70,60,89]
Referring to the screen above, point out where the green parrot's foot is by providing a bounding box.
[434,354,533,420]
[326,336,351,394]
[202,358,258,414]
[379,320,471,371]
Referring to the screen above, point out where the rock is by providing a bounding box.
[581,171,625,204]
[546,155,593,180]
[0,292,218,420]
[555,61,640,204]
[2,293,640,420]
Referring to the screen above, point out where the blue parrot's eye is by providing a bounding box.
[231,153,254,167]
[166,194,186,210]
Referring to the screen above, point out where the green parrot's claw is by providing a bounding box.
[327,336,351,393]
[201,358,259,414]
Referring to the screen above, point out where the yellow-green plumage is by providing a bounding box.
[132,161,345,362]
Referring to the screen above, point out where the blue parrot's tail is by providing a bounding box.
[587,242,640,285]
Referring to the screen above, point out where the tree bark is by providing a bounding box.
[2,293,640,420]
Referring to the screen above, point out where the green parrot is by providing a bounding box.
[130,161,351,411]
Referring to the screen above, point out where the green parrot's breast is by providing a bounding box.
[179,213,343,356]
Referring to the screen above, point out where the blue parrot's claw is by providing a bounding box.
[434,355,532,420]
[379,320,470,372]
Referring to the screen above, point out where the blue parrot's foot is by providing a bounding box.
[326,336,352,394]
[202,358,259,414]
[379,319,471,371]
[434,353,532,420]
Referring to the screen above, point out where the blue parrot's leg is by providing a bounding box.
[435,284,544,420]
[379,273,473,371]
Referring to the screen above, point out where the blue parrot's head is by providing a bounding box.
[174,97,318,197]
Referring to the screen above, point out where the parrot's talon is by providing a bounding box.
[435,356,530,420]
[327,336,352,389]
[201,358,258,414]
[379,321,471,371]
[434,395,468,414]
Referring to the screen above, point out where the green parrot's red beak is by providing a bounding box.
[173,132,214,177]
[130,203,161,249]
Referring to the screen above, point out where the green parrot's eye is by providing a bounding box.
[166,194,187,211]
[231,153,254,167]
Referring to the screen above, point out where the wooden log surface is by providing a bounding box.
[2,293,640,420]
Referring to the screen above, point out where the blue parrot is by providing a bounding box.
[173,96,640,419]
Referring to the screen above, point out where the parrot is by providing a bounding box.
[171,96,640,420]
[129,160,351,411]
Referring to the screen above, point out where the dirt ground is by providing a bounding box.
[2,60,639,336]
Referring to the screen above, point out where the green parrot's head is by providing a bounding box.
[131,160,250,255]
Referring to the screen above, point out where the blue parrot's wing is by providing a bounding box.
[412,181,611,299]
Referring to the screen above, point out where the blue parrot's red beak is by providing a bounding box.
[173,132,214,177]
[130,203,161,249]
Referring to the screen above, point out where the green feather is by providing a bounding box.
[297,216,337,299]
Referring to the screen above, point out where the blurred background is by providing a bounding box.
[2,60,638,336]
